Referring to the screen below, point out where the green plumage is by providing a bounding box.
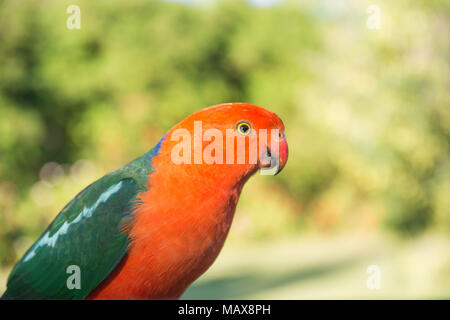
[2,147,159,300]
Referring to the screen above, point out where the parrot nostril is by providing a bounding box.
[266,146,272,157]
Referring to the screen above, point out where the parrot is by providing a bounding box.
[1,103,288,299]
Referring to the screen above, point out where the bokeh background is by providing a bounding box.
[0,0,449,298]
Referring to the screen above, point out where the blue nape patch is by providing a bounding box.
[23,181,124,262]
[154,133,168,154]
[146,133,168,159]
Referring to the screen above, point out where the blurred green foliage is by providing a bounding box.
[0,0,449,274]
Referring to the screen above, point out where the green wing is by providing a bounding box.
[2,150,156,300]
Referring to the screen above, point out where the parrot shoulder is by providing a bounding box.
[1,150,156,299]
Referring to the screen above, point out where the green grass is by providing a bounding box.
[182,233,450,299]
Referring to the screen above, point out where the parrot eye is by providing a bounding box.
[236,121,252,136]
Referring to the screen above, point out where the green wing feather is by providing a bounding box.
[1,148,158,300]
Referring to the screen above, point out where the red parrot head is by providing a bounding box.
[154,103,288,189]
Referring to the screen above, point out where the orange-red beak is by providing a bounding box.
[276,137,288,174]
[259,132,288,175]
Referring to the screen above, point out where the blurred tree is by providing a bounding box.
[0,0,448,267]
